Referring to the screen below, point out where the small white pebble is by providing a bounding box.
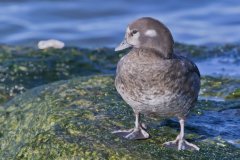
[38,39,65,49]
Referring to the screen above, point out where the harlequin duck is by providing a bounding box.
[113,17,200,151]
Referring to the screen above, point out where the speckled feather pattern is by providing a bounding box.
[115,48,200,118]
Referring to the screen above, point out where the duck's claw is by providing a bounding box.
[112,127,149,140]
[163,138,199,151]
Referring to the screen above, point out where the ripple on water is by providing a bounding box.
[196,53,240,78]
[1,0,240,46]
[188,108,240,148]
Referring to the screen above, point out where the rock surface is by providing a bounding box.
[0,44,240,159]
[0,44,240,104]
[0,75,240,159]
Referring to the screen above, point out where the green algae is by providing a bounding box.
[226,88,240,99]
[174,42,240,60]
[1,44,240,104]
[0,45,119,104]
[0,75,239,160]
[201,76,240,100]
[1,44,240,159]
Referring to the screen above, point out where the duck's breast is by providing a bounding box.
[115,52,200,117]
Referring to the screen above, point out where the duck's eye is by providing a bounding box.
[132,30,138,34]
[130,30,138,36]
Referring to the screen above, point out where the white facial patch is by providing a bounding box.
[145,29,157,37]
[125,27,141,47]
[126,27,130,34]
[131,32,140,47]
[129,31,140,47]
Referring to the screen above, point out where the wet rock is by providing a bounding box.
[0,44,240,159]
[0,44,240,104]
[0,45,118,104]
[226,88,240,99]
[201,76,240,100]
[0,75,239,159]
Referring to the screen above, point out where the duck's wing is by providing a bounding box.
[187,59,200,78]
[174,55,200,78]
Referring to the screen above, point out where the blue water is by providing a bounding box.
[1,0,240,47]
[0,0,240,149]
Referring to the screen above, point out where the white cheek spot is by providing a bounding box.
[145,29,157,37]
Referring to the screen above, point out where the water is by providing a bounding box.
[1,0,240,48]
[188,108,240,148]
[0,0,240,150]
[196,51,240,77]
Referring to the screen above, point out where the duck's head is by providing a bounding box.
[115,17,174,58]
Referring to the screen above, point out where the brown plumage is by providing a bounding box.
[113,17,200,151]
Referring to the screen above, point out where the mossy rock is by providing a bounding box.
[1,43,240,104]
[174,42,240,60]
[201,76,240,100]
[0,45,119,104]
[0,75,239,160]
[226,88,240,99]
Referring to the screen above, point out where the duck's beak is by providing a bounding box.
[115,39,132,51]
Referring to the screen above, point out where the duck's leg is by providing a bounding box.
[112,112,149,140]
[163,118,200,151]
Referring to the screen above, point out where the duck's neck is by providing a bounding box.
[132,48,173,59]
